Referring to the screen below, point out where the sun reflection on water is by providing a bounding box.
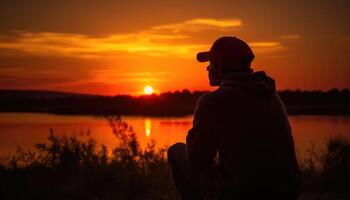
[145,118,151,137]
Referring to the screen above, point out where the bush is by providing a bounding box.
[300,136,350,193]
[0,116,176,200]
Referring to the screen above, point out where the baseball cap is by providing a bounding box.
[197,36,254,66]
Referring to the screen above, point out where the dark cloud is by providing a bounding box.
[2,0,348,36]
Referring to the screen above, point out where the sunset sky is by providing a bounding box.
[0,0,349,95]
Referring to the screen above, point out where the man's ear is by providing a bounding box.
[212,64,224,86]
[214,62,224,80]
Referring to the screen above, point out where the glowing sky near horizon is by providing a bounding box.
[0,0,349,95]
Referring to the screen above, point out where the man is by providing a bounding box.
[167,36,302,200]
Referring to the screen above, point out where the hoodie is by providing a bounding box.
[186,71,302,197]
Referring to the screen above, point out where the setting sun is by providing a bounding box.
[144,85,154,95]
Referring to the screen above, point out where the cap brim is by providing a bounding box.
[196,51,211,62]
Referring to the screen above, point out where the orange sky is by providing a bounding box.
[0,0,349,95]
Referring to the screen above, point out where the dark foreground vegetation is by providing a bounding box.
[1,89,350,115]
[0,116,176,200]
[0,117,350,199]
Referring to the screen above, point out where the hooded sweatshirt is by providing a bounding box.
[186,71,302,197]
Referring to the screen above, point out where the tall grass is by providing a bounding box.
[301,136,350,193]
[0,116,176,200]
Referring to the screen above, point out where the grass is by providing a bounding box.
[0,116,349,199]
[301,136,350,194]
[0,116,176,200]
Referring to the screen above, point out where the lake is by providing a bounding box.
[0,112,349,160]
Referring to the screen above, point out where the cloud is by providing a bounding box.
[249,42,280,48]
[0,18,242,58]
[0,18,286,58]
[0,73,77,88]
[0,67,23,75]
[92,70,169,84]
[277,34,301,40]
[151,18,242,33]
[0,31,206,58]
[112,78,165,83]
[342,37,350,42]
[111,72,170,77]
[249,42,284,53]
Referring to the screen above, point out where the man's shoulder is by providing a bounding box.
[196,89,225,106]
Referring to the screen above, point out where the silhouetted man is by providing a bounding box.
[167,36,302,200]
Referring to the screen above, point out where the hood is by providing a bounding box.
[220,71,276,97]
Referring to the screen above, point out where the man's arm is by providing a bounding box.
[186,94,219,173]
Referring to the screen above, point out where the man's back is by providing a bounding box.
[168,37,301,200]
[186,71,302,197]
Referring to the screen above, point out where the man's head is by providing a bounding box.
[197,36,255,86]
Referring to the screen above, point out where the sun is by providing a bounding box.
[143,85,154,95]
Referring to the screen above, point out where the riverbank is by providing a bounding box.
[1,89,350,116]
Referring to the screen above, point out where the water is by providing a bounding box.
[0,113,349,160]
